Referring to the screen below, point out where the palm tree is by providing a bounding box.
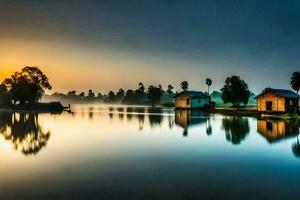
[206,78,212,94]
[181,81,189,91]
[290,71,300,94]
[167,84,174,94]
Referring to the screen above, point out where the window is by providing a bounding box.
[198,99,201,103]
[186,99,190,105]
[266,122,273,131]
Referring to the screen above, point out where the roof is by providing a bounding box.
[174,91,210,98]
[255,88,300,99]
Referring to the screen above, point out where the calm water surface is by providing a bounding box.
[0,104,300,200]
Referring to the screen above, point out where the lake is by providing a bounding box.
[0,104,300,200]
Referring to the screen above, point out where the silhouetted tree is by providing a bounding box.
[67,90,77,100]
[122,90,135,104]
[290,71,300,94]
[221,76,250,106]
[167,84,174,95]
[79,92,85,99]
[138,82,145,93]
[116,88,125,101]
[107,91,115,102]
[135,82,146,99]
[181,81,189,91]
[147,85,163,107]
[97,92,103,100]
[206,78,212,94]
[0,83,10,107]
[88,89,95,99]
[2,66,52,106]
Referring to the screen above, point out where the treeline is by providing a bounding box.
[1,66,299,109]
[45,83,176,106]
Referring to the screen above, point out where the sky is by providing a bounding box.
[0,0,300,94]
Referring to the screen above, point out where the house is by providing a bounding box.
[255,88,300,112]
[174,91,210,109]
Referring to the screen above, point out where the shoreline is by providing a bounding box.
[211,107,300,120]
[0,102,70,114]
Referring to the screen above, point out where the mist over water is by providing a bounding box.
[0,104,300,200]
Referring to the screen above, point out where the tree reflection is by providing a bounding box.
[222,117,249,145]
[0,112,50,155]
[134,107,146,130]
[148,107,163,128]
[292,136,300,158]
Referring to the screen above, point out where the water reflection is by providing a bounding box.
[257,119,300,144]
[222,117,250,145]
[292,136,300,158]
[1,105,300,199]
[175,110,208,137]
[148,108,163,128]
[0,112,51,155]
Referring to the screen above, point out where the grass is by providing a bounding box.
[261,113,300,120]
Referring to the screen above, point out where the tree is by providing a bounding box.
[122,90,135,104]
[97,92,103,100]
[88,89,95,99]
[290,71,300,94]
[107,91,115,102]
[138,82,145,93]
[221,76,250,106]
[67,91,77,101]
[181,81,189,91]
[147,85,163,107]
[116,88,125,101]
[2,66,52,106]
[206,78,212,94]
[79,92,85,99]
[167,84,174,94]
[136,82,146,99]
[0,83,10,107]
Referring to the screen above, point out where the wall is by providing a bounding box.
[191,98,209,108]
[257,92,285,112]
[175,96,190,109]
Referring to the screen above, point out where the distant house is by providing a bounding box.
[174,91,210,109]
[255,88,300,112]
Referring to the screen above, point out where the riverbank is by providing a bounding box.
[212,107,259,117]
[212,107,300,120]
[0,102,70,113]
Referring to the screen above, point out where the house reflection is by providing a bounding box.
[175,110,208,137]
[0,112,51,156]
[257,119,300,144]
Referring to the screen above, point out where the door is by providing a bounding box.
[266,101,272,111]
